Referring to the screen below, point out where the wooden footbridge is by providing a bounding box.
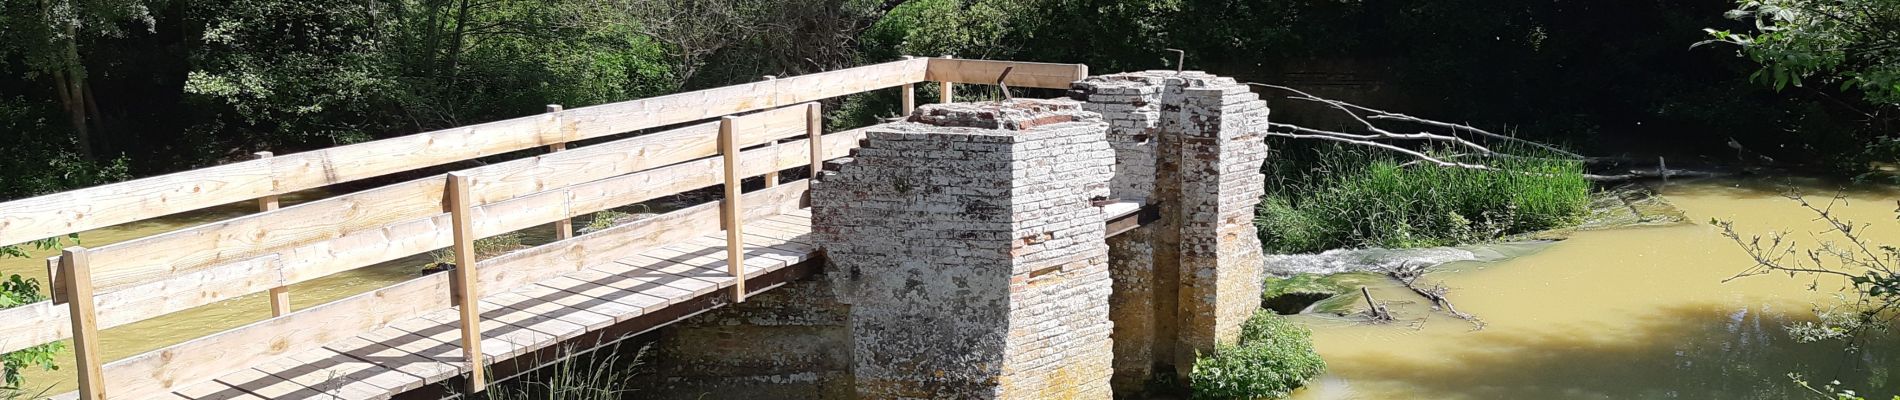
[0,57,1135,399]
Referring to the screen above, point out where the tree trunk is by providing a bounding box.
[59,23,95,160]
[443,0,471,83]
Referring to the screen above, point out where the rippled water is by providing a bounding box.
[1288,178,1900,399]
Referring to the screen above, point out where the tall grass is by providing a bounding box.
[1256,142,1589,253]
[477,342,646,400]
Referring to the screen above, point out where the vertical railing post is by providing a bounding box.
[545,104,574,241]
[60,246,106,400]
[718,117,747,303]
[939,55,955,104]
[253,151,292,317]
[808,103,824,176]
[763,140,781,188]
[444,172,487,392]
[901,56,917,117]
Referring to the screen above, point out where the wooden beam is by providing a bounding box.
[940,55,956,103]
[0,126,870,355]
[545,105,574,242]
[763,141,781,188]
[901,83,915,117]
[59,247,105,400]
[80,180,814,398]
[444,172,487,393]
[253,151,292,317]
[924,58,1090,89]
[719,117,747,303]
[99,271,454,397]
[83,120,718,292]
[809,103,825,177]
[0,57,930,248]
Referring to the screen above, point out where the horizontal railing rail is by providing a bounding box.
[0,56,1091,400]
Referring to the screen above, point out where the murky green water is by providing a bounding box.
[1288,178,1900,399]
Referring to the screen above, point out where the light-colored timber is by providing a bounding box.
[60,247,105,400]
[444,172,488,392]
[719,117,748,303]
[545,104,574,241]
[0,58,932,247]
[0,126,870,356]
[2,57,1106,400]
[253,151,293,317]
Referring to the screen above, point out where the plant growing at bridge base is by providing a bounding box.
[1189,310,1326,399]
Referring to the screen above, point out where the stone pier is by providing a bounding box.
[1072,71,1271,385]
[813,99,1118,399]
[643,71,1271,399]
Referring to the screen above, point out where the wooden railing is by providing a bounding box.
[0,57,1088,400]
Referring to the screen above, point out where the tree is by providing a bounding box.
[1703,0,1900,106]
[0,0,162,159]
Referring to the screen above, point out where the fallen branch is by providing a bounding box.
[1387,263,1486,330]
[1584,169,1726,183]
[1249,83,1584,159]
[1360,286,1395,322]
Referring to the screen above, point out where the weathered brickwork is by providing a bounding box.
[1156,73,1271,369]
[812,99,1117,399]
[640,274,855,400]
[1104,223,1159,392]
[1070,73,1167,201]
[646,71,1273,398]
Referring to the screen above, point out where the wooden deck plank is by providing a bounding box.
[492,285,624,330]
[390,308,528,363]
[322,336,454,393]
[412,307,551,362]
[611,256,724,296]
[213,368,330,400]
[473,298,588,345]
[171,379,266,400]
[681,236,799,277]
[539,272,677,313]
[488,290,618,333]
[252,347,402,400]
[151,209,824,400]
[618,253,735,289]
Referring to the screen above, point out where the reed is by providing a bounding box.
[1256,142,1589,253]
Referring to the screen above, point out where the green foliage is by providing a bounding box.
[1189,311,1326,399]
[1702,0,1900,104]
[427,232,525,268]
[0,97,129,201]
[0,275,64,390]
[476,343,645,400]
[584,210,634,233]
[1256,144,1590,253]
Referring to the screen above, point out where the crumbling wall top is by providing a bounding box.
[906,98,1096,131]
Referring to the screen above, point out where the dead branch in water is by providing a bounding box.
[1360,286,1395,322]
[1387,262,1486,330]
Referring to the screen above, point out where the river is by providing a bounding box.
[1287,178,1900,399]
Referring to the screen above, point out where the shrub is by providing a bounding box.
[1,275,64,390]
[1189,311,1326,399]
[1257,143,1589,253]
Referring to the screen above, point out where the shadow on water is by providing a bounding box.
[1315,303,1897,399]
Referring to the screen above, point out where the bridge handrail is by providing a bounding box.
[2,57,1089,400]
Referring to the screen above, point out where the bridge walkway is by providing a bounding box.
[159,210,817,400]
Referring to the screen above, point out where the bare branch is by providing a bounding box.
[1249,83,1585,159]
